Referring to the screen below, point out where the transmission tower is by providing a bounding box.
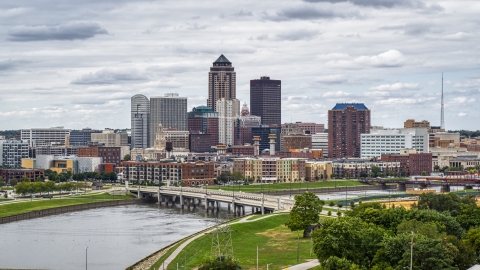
[210,218,234,260]
[441,73,445,130]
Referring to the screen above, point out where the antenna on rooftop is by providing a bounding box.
[441,73,445,130]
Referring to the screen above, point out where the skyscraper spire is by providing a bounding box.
[441,73,445,130]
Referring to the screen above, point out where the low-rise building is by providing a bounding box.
[0,168,45,184]
[78,146,122,166]
[332,159,401,178]
[361,128,429,159]
[91,130,128,147]
[233,157,306,183]
[305,161,333,181]
[381,151,432,176]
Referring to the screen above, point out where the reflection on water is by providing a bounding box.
[0,203,229,270]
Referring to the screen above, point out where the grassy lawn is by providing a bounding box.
[166,213,317,270]
[0,193,135,218]
[209,180,366,193]
[1,187,14,190]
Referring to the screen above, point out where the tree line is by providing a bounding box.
[285,191,480,270]
[14,177,84,197]
[45,169,117,182]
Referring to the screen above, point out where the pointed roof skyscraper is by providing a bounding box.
[207,54,236,111]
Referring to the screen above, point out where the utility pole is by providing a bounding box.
[256,246,258,270]
[86,247,88,270]
[410,231,414,270]
[297,233,300,262]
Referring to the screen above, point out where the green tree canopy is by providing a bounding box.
[313,216,385,268]
[198,257,241,270]
[285,192,324,236]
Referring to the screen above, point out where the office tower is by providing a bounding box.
[251,126,281,153]
[91,130,128,147]
[69,128,102,146]
[250,76,281,126]
[216,98,240,146]
[0,140,29,167]
[131,94,150,149]
[361,128,429,159]
[328,103,370,158]
[20,127,71,147]
[149,93,187,147]
[187,106,219,147]
[207,54,236,111]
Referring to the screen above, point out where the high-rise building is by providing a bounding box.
[234,114,261,146]
[361,128,429,159]
[149,93,187,147]
[69,128,102,146]
[328,103,370,158]
[251,126,281,153]
[207,55,236,111]
[187,106,219,147]
[0,140,29,167]
[131,94,150,149]
[91,130,128,147]
[216,98,240,146]
[250,76,281,126]
[21,127,71,147]
[284,122,324,134]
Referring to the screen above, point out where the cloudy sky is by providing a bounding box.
[1,0,479,130]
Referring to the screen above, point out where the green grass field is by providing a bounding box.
[0,193,136,218]
[209,180,366,193]
[164,213,317,270]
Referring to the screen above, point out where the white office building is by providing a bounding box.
[311,133,328,157]
[361,128,429,159]
[21,127,71,147]
[216,98,240,146]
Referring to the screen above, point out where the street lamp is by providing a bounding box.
[86,247,88,270]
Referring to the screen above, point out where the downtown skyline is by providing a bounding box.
[1,0,479,130]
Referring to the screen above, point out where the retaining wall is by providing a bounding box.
[0,199,139,224]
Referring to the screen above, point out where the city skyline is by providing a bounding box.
[1,1,479,130]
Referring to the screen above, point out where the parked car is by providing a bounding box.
[42,195,53,199]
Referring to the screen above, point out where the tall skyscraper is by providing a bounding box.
[149,93,187,147]
[207,54,236,111]
[216,98,240,146]
[250,76,281,126]
[328,103,370,158]
[131,94,150,149]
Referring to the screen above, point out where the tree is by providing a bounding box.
[45,181,56,195]
[231,170,243,182]
[434,165,440,172]
[9,178,18,187]
[313,216,385,268]
[198,257,241,270]
[421,171,427,176]
[123,154,131,161]
[285,192,324,237]
[371,166,381,178]
[321,256,361,270]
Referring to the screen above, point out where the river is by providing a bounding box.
[0,203,229,270]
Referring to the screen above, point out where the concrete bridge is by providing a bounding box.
[359,179,480,193]
[128,186,295,216]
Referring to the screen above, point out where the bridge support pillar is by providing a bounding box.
[466,186,473,190]
[228,203,231,211]
[397,183,407,192]
[137,185,141,198]
[441,185,450,193]
[204,197,208,210]
[216,201,220,210]
[380,183,387,190]
[232,201,236,215]
[157,190,160,203]
[242,206,245,215]
[179,193,183,207]
[261,204,264,215]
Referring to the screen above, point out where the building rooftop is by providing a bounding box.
[214,54,231,64]
[331,103,369,111]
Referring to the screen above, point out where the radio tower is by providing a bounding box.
[441,73,445,130]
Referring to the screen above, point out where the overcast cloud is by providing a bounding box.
[0,0,479,130]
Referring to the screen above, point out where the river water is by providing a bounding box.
[0,203,229,270]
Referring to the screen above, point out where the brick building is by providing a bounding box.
[328,103,370,158]
[180,161,215,186]
[381,153,432,176]
[0,169,45,184]
[189,134,214,153]
[281,135,312,152]
[78,147,122,166]
[232,145,255,156]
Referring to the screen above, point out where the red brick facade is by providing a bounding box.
[78,147,121,166]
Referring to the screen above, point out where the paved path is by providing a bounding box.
[283,259,320,270]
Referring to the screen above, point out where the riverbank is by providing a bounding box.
[0,192,137,221]
[129,212,322,270]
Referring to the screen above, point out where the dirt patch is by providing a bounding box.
[381,200,417,210]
